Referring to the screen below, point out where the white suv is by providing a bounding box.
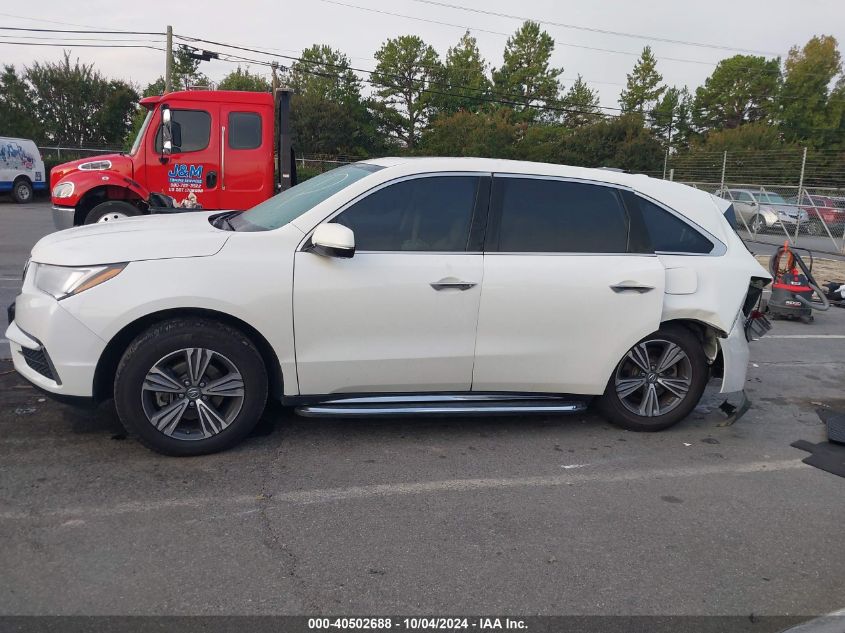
[6,158,770,455]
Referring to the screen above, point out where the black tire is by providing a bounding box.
[807,220,825,236]
[597,324,708,432]
[114,318,268,456]
[84,200,140,224]
[12,178,33,203]
[749,214,766,234]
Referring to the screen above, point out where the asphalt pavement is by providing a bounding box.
[1,200,845,618]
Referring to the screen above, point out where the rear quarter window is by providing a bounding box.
[635,196,714,254]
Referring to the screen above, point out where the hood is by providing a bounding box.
[31,212,231,266]
[763,204,806,218]
[49,153,134,188]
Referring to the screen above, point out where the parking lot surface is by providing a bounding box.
[1,201,844,616]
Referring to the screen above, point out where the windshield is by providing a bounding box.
[758,192,787,205]
[129,110,153,156]
[231,163,383,231]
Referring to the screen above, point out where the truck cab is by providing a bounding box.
[51,90,276,229]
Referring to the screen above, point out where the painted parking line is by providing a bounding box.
[0,458,808,521]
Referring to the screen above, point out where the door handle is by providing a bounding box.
[206,171,218,188]
[610,281,654,293]
[430,279,477,291]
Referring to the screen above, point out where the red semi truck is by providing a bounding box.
[50,89,294,229]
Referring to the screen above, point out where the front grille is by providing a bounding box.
[20,346,56,381]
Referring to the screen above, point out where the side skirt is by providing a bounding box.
[288,393,591,418]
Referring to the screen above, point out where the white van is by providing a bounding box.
[0,137,46,203]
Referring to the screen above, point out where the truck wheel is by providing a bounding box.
[12,178,33,203]
[597,324,708,432]
[114,318,268,456]
[84,200,140,224]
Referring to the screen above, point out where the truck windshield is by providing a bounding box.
[130,110,153,156]
[231,163,383,231]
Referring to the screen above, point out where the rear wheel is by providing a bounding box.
[12,178,33,203]
[114,318,268,456]
[807,220,825,236]
[84,200,140,224]
[597,325,708,432]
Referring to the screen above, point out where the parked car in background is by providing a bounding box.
[716,188,808,234]
[0,137,46,203]
[8,158,770,455]
[790,192,845,236]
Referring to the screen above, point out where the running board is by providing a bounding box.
[295,395,588,418]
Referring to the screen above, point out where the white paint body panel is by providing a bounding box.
[293,252,482,393]
[6,157,772,403]
[473,255,665,394]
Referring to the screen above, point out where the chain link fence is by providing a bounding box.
[649,148,845,254]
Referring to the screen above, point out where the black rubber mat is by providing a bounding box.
[792,439,845,479]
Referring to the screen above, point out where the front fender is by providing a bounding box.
[52,170,151,208]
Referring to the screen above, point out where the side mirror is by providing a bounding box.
[750,201,758,207]
[161,105,173,156]
[310,224,355,259]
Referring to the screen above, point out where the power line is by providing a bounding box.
[0,34,164,44]
[0,26,165,35]
[401,0,780,56]
[177,38,620,120]
[0,41,164,51]
[319,0,720,68]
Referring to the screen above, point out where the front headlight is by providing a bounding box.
[52,182,75,199]
[34,263,127,300]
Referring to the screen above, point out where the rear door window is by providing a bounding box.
[489,177,629,253]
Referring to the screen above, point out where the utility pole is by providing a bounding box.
[165,25,173,93]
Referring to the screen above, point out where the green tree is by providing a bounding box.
[290,45,362,105]
[287,45,383,156]
[141,45,209,95]
[651,86,693,148]
[420,109,519,157]
[218,66,271,91]
[519,115,664,172]
[693,121,791,152]
[779,35,843,146]
[492,21,562,122]
[371,35,440,148]
[560,75,601,127]
[619,46,665,114]
[692,55,780,132]
[0,64,41,141]
[25,53,138,146]
[431,31,491,116]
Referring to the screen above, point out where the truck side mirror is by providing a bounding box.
[161,106,173,156]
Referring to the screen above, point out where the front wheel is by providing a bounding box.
[597,325,708,432]
[114,318,268,456]
[84,200,140,224]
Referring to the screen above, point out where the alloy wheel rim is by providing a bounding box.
[97,212,128,222]
[17,184,31,200]
[141,348,245,440]
[614,339,692,418]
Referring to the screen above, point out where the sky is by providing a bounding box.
[1,0,843,111]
